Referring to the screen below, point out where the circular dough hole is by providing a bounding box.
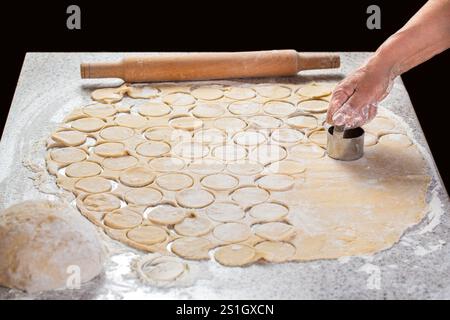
[230,186,270,207]
[263,100,296,116]
[256,174,295,191]
[102,155,138,171]
[233,131,267,146]
[224,87,256,100]
[255,241,296,262]
[249,144,287,165]
[100,126,135,141]
[156,173,194,191]
[212,144,247,161]
[248,202,289,222]
[191,104,225,118]
[206,202,245,222]
[174,216,213,237]
[103,208,143,229]
[173,142,209,159]
[228,101,262,116]
[119,166,156,187]
[127,225,168,245]
[201,173,239,191]
[144,205,186,225]
[149,157,185,172]
[176,189,215,209]
[253,222,295,241]
[124,187,163,206]
[214,244,257,267]
[136,141,171,157]
[226,160,263,176]
[213,222,251,243]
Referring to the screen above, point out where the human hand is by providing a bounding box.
[326,60,397,128]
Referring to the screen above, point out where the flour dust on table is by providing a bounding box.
[45,81,431,267]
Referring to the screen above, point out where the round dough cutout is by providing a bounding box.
[176,189,215,208]
[201,173,239,190]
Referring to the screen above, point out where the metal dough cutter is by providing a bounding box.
[326,125,365,161]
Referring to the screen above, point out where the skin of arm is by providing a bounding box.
[327,0,450,127]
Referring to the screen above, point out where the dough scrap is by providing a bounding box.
[156,173,194,191]
[213,222,251,243]
[249,202,289,221]
[125,188,163,206]
[228,101,262,116]
[171,237,212,260]
[201,173,239,190]
[255,241,296,262]
[174,216,213,236]
[264,101,296,116]
[176,189,215,208]
[146,205,185,225]
[119,166,156,187]
[191,87,224,100]
[206,202,245,222]
[254,85,291,99]
[214,244,257,266]
[257,174,295,191]
[127,225,168,245]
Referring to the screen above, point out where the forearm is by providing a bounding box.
[369,0,450,75]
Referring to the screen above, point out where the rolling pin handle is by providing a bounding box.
[296,53,341,71]
[80,62,123,79]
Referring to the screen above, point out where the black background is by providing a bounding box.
[0,0,448,191]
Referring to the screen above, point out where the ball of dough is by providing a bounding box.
[0,200,105,293]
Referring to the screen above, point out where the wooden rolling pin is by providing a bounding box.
[80,50,340,82]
